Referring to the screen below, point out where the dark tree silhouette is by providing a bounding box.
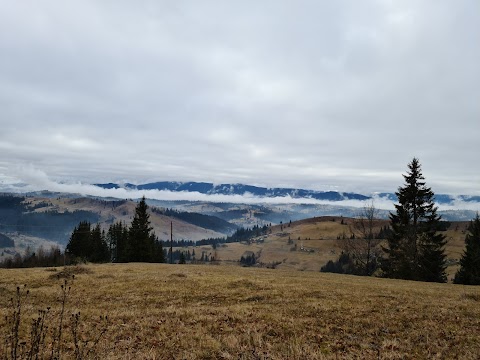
[128,196,155,262]
[107,221,129,262]
[90,224,110,263]
[66,222,109,263]
[66,221,92,260]
[454,214,480,285]
[382,158,447,282]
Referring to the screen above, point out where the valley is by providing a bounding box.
[0,194,469,281]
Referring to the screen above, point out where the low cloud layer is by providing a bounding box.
[0,1,479,195]
[3,166,480,213]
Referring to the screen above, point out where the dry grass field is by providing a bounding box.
[178,217,469,279]
[1,263,479,359]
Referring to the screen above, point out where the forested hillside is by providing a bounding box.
[0,195,100,243]
[155,207,237,234]
[0,194,234,248]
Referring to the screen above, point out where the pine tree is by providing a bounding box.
[66,222,110,263]
[128,196,155,262]
[454,214,480,285]
[108,221,129,262]
[152,237,165,263]
[90,224,110,263]
[66,221,92,260]
[382,158,447,282]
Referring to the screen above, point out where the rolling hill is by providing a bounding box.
[0,194,236,261]
[23,196,233,241]
[176,216,468,280]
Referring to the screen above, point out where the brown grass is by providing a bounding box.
[1,263,479,359]
[177,217,468,278]
[47,265,94,280]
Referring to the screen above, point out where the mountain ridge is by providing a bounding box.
[94,181,370,201]
[94,181,480,205]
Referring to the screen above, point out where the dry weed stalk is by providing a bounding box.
[49,278,71,360]
[71,312,109,360]
[1,274,108,360]
[27,307,50,360]
[4,285,29,360]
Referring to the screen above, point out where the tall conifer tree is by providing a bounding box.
[66,222,109,263]
[128,196,155,262]
[107,221,129,262]
[454,214,480,285]
[66,221,92,260]
[382,158,447,282]
[90,224,110,262]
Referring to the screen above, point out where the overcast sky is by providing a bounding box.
[0,0,479,196]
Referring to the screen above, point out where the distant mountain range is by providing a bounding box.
[377,193,480,204]
[93,181,480,205]
[94,181,370,201]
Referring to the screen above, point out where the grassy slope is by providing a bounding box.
[1,263,479,359]
[181,217,468,279]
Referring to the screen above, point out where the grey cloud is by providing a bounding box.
[0,0,479,196]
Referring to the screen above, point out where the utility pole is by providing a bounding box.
[170,221,173,264]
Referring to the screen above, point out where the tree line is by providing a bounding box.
[65,196,266,264]
[196,224,269,247]
[1,197,270,268]
[66,196,164,263]
[0,245,65,268]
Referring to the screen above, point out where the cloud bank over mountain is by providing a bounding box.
[3,166,480,213]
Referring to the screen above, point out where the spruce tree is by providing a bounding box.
[128,196,155,262]
[66,222,110,263]
[65,221,110,262]
[66,221,92,260]
[153,238,165,263]
[454,214,480,285]
[108,221,129,262]
[382,158,447,282]
[90,224,110,263]
[179,252,186,264]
